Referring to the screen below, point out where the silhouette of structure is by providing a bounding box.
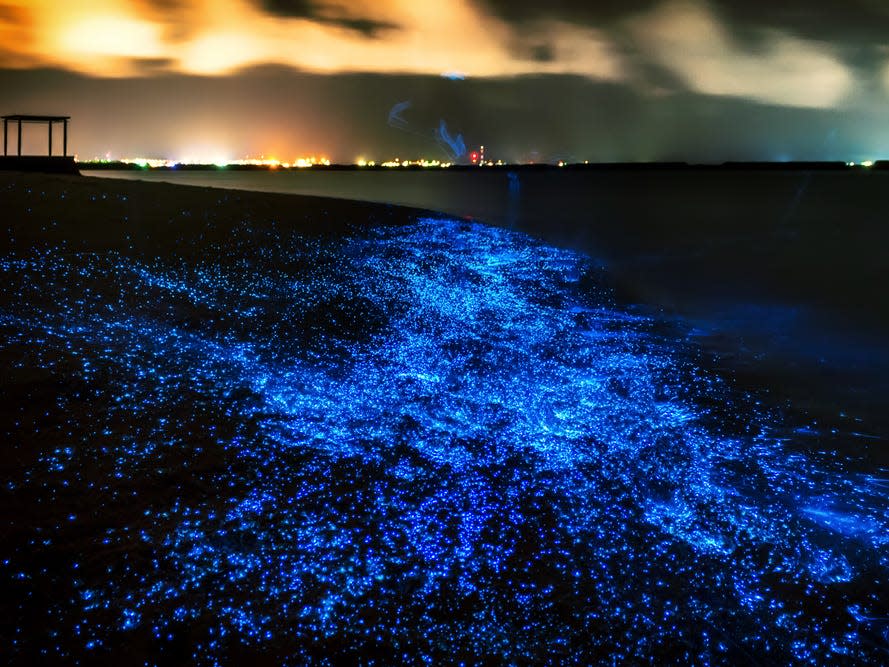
[0,114,77,173]
[3,114,70,156]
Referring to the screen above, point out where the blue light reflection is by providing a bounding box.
[2,217,887,663]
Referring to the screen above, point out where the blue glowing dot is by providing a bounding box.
[1,216,887,663]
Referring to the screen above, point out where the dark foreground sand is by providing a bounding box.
[1,171,428,256]
[2,171,888,664]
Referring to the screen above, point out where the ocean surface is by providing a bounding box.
[3,169,883,663]
[87,167,889,337]
[88,169,889,442]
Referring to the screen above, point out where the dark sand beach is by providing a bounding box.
[2,171,888,663]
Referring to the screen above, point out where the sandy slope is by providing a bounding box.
[0,171,427,258]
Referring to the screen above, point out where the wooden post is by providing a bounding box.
[63,119,68,157]
[17,118,22,156]
[2,117,6,156]
[48,121,53,156]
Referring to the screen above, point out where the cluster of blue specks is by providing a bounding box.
[1,217,887,664]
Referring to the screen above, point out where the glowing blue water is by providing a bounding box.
[1,218,887,663]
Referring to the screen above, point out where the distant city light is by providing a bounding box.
[76,155,887,169]
[379,158,452,168]
[104,155,333,169]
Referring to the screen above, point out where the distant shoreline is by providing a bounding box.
[79,160,882,172]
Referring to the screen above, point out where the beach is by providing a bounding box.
[2,170,888,664]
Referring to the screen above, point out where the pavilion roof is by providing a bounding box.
[2,115,71,122]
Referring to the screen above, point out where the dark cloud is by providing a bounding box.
[529,44,555,63]
[474,0,658,27]
[128,57,177,73]
[476,0,889,94]
[702,1,889,88]
[623,58,686,94]
[261,0,314,15]
[708,0,889,46]
[501,38,557,64]
[0,4,28,24]
[0,2,32,37]
[323,16,399,38]
[477,0,889,54]
[136,0,190,9]
[259,0,399,37]
[2,66,886,164]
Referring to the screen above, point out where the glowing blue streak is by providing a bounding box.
[1,218,887,664]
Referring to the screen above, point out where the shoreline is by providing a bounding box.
[82,166,889,336]
[84,167,889,367]
[77,160,887,172]
[4,169,888,445]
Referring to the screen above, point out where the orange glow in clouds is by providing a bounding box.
[60,15,165,59]
[0,0,856,108]
[1,0,622,79]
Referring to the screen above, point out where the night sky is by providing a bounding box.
[3,0,889,162]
